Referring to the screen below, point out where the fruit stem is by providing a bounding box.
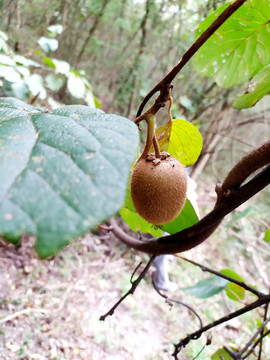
[153,135,161,158]
[168,96,173,123]
[140,114,156,159]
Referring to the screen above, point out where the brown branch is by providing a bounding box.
[220,140,270,198]
[152,273,203,329]
[136,0,247,117]
[134,83,173,125]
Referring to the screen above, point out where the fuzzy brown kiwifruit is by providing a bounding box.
[131,153,188,225]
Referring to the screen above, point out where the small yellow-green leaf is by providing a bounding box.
[167,119,202,167]
[211,348,234,360]
[221,269,245,302]
[151,119,202,167]
[150,121,172,153]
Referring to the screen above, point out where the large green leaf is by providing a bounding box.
[182,276,229,299]
[233,65,270,108]
[194,0,270,88]
[0,97,139,258]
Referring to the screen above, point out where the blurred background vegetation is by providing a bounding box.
[0,0,269,359]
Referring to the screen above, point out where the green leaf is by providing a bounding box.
[182,276,228,299]
[194,1,270,88]
[0,65,20,82]
[211,348,234,360]
[233,65,270,109]
[264,229,270,243]
[151,119,202,167]
[45,73,64,91]
[167,119,202,167]
[150,120,172,153]
[25,74,47,99]
[161,199,199,234]
[47,24,63,35]
[38,37,58,53]
[220,269,245,302]
[220,268,244,281]
[67,73,86,98]
[0,97,139,258]
[120,208,163,237]
[42,57,56,69]
[14,55,40,68]
[52,59,70,75]
[11,80,30,100]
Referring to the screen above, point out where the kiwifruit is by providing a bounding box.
[131,153,187,225]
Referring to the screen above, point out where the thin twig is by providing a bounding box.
[242,329,270,359]
[172,294,270,359]
[152,273,203,329]
[258,303,269,360]
[192,345,206,360]
[0,307,49,324]
[237,317,270,358]
[99,255,156,321]
[177,256,263,298]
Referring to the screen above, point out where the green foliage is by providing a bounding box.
[233,65,270,109]
[220,269,245,302]
[0,97,139,258]
[151,119,203,167]
[182,275,228,299]
[38,37,58,53]
[0,30,98,107]
[182,268,247,301]
[211,348,234,360]
[194,0,270,88]
[264,229,270,242]
[161,199,199,234]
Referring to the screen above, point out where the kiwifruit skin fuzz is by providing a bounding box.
[131,154,187,225]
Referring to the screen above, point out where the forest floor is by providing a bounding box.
[0,185,269,360]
